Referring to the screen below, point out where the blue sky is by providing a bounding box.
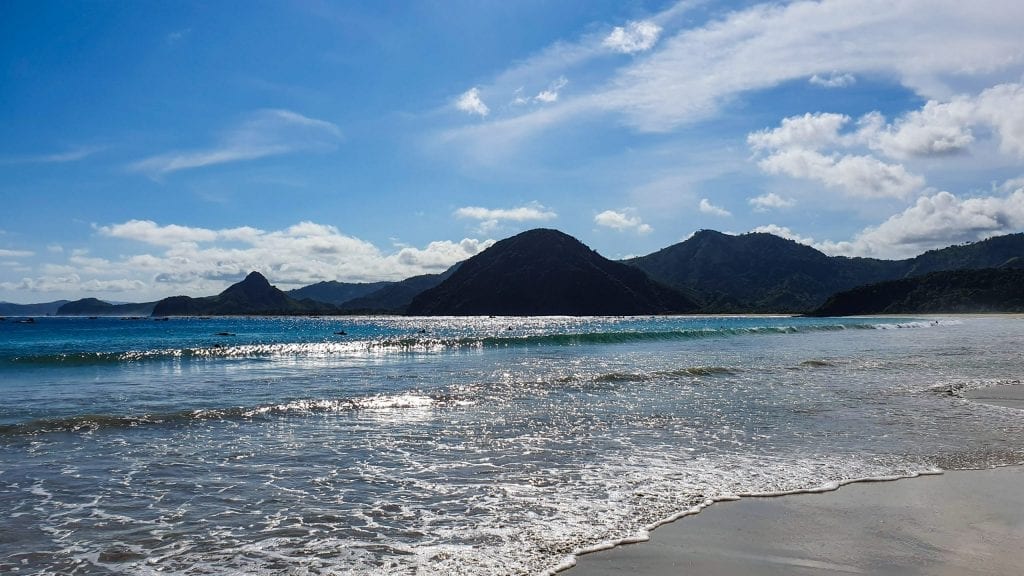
[3,0,1024,302]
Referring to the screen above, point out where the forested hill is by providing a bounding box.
[627,231,1024,312]
[407,229,697,316]
[809,268,1024,316]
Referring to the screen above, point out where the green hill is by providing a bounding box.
[407,229,697,316]
[810,268,1024,316]
[628,231,1024,312]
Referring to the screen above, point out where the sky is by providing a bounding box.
[2,0,1024,303]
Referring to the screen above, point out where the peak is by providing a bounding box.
[219,271,275,298]
[509,228,573,241]
[692,229,726,237]
[242,271,270,285]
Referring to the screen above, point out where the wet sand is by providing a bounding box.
[567,386,1024,576]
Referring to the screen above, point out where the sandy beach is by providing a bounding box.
[568,387,1024,576]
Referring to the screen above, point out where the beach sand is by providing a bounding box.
[567,387,1024,576]
[964,384,1024,409]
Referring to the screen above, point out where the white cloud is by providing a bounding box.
[0,249,34,258]
[749,111,926,199]
[748,113,849,152]
[603,20,662,54]
[394,238,495,269]
[748,193,795,211]
[747,82,1024,199]
[809,72,856,88]
[817,188,1024,258]
[451,0,1024,147]
[974,83,1024,158]
[129,109,341,176]
[456,87,490,117]
[593,209,653,234]
[3,219,497,300]
[698,198,732,217]
[454,202,557,225]
[596,1,1024,132]
[757,148,925,199]
[866,101,976,159]
[750,224,815,246]
[534,77,568,104]
[98,220,222,245]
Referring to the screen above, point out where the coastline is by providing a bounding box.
[565,386,1024,576]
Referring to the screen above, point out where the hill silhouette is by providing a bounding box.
[286,280,392,306]
[0,300,68,316]
[407,229,697,316]
[339,267,459,313]
[810,268,1024,315]
[57,298,157,316]
[152,272,336,316]
[628,231,1024,312]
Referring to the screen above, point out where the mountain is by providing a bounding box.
[902,233,1024,275]
[57,298,157,316]
[628,230,1024,312]
[152,272,337,316]
[340,267,458,313]
[287,280,393,306]
[0,300,68,316]
[627,230,899,312]
[810,268,1024,316]
[407,229,697,316]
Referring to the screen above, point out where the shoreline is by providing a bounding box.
[564,386,1024,575]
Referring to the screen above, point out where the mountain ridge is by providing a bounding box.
[151,272,337,316]
[6,229,1024,316]
[627,230,1024,312]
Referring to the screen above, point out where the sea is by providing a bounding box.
[1,314,1023,575]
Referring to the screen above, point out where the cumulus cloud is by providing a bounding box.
[593,209,653,234]
[750,224,815,246]
[3,220,496,300]
[809,72,856,88]
[748,193,795,211]
[130,109,342,176]
[973,83,1024,158]
[698,198,732,217]
[603,20,662,54]
[748,113,849,152]
[456,87,490,117]
[865,103,976,159]
[0,249,34,258]
[757,148,925,199]
[818,188,1024,258]
[454,202,556,233]
[748,83,1024,198]
[749,111,926,198]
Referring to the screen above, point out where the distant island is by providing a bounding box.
[7,228,1024,317]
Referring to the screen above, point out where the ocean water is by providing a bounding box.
[1,315,1022,575]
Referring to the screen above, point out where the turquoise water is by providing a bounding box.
[1,315,1022,574]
